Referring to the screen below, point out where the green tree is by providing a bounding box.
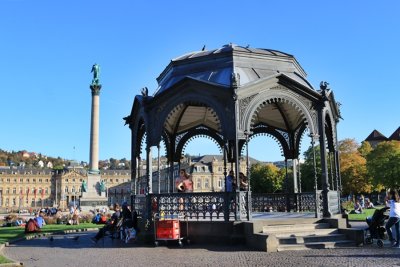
[367,141,400,189]
[250,163,285,193]
[300,145,321,192]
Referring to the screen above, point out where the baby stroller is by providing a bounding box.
[365,206,389,247]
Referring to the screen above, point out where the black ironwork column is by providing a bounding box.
[244,130,252,221]
[310,133,320,218]
[223,140,229,222]
[157,144,161,194]
[318,82,331,218]
[232,72,242,221]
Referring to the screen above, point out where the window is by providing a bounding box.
[33,179,36,183]
[65,179,69,183]
[196,179,201,189]
[6,188,10,194]
[72,186,75,193]
[73,179,75,182]
[26,178,29,183]
[12,198,16,206]
[45,179,49,183]
[13,188,16,194]
[39,178,42,183]
[116,179,119,183]
[218,167,222,172]
[218,178,223,189]
[65,186,68,193]
[205,178,209,189]
[6,178,10,183]
[19,178,23,183]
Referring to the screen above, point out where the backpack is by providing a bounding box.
[25,218,40,234]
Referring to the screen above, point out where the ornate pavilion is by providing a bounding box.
[124,44,342,222]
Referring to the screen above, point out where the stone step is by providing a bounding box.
[274,228,339,238]
[277,240,355,251]
[263,223,331,234]
[278,233,347,244]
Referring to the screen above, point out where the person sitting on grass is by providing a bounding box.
[365,198,375,209]
[34,212,46,228]
[353,200,363,214]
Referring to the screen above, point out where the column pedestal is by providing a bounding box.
[79,174,108,211]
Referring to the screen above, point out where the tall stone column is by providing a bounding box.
[89,83,101,173]
[80,64,108,211]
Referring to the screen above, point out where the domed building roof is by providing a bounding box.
[154,43,313,95]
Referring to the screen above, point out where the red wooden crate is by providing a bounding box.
[156,228,180,239]
[157,219,180,229]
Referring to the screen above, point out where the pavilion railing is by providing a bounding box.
[251,192,321,213]
[132,191,324,221]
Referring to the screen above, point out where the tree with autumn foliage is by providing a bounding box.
[339,138,372,195]
[367,141,400,189]
[250,163,285,193]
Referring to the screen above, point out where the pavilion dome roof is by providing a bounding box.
[154,43,313,95]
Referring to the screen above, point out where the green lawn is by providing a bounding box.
[0,254,13,264]
[0,223,101,245]
[347,207,383,221]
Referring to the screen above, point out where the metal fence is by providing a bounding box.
[132,191,328,221]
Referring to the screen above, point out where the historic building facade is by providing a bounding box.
[0,155,248,211]
[0,167,131,212]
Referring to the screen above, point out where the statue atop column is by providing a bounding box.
[91,63,100,85]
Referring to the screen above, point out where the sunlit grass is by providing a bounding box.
[347,207,383,221]
[0,254,13,264]
[0,223,100,244]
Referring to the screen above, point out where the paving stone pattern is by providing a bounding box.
[3,230,400,267]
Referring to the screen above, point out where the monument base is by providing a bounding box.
[79,173,108,212]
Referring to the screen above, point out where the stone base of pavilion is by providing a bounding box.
[135,212,364,251]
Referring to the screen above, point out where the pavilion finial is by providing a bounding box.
[231,72,240,88]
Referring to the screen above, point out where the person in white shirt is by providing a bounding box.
[385,189,400,248]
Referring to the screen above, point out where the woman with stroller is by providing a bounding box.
[385,189,400,248]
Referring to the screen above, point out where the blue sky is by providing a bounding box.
[1,1,399,163]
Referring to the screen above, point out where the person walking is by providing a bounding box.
[385,189,400,248]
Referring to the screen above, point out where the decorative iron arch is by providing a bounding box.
[243,90,317,137]
[175,127,224,161]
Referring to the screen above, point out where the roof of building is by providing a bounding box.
[389,127,400,141]
[365,129,388,142]
[154,43,312,95]
[191,154,260,165]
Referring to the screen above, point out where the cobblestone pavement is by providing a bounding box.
[3,229,400,267]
